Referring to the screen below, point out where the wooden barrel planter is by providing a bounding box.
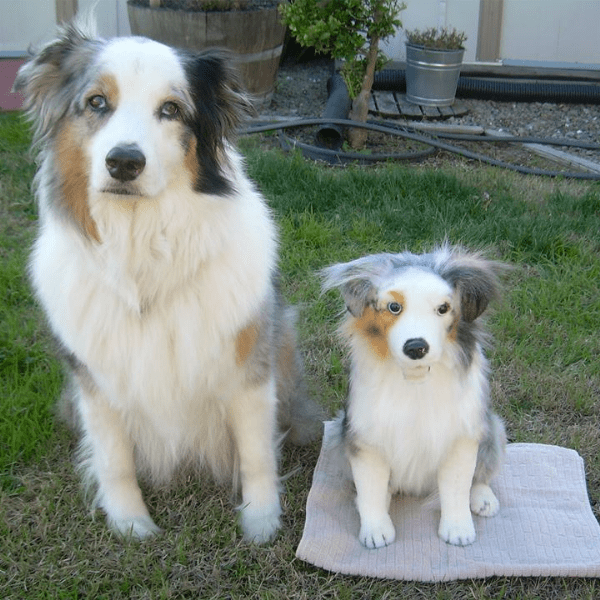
[127,1,285,104]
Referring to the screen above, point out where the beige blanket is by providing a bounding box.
[296,421,600,581]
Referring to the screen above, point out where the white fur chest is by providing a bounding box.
[30,167,276,420]
[347,357,486,496]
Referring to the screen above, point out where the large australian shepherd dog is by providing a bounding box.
[322,247,506,548]
[14,21,321,542]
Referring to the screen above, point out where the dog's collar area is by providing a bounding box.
[402,365,431,382]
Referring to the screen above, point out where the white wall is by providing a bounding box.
[382,0,481,63]
[383,0,600,66]
[0,0,58,53]
[3,0,600,65]
[0,0,130,54]
[78,0,131,37]
[500,0,600,64]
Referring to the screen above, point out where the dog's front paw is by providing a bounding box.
[470,483,500,517]
[239,501,282,544]
[359,515,396,549]
[110,515,162,540]
[438,517,476,546]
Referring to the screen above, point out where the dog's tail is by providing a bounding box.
[276,307,324,445]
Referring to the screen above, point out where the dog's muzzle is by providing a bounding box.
[403,338,429,360]
[105,144,146,182]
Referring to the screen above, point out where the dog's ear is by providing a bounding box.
[183,49,255,138]
[181,49,255,195]
[442,257,502,322]
[14,21,98,143]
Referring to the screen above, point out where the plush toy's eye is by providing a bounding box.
[437,302,450,315]
[388,301,403,315]
[88,95,108,112]
[160,101,180,119]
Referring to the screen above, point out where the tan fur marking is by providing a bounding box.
[352,291,405,360]
[56,121,100,242]
[447,307,461,342]
[236,321,260,365]
[97,73,119,107]
[184,135,200,185]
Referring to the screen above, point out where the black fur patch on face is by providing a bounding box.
[179,49,255,196]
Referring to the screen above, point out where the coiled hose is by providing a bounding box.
[243,72,600,178]
[244,117,600,179]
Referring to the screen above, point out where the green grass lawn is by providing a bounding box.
[1,112,599,599]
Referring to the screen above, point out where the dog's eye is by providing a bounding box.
[387,302,403,315]
[160,101,180,120]
[88,95,108,112]
[437,302,450,315]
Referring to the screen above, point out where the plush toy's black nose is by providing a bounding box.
[105,145,146,182]
[403,338,429,360]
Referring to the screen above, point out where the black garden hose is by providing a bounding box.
[244,117,600,179]
[315,73,352,150]
[245,69,600,176]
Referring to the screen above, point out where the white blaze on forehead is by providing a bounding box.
[98,37,189,100]
[386,268,453,306]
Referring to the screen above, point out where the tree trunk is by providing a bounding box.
[347,28,381,149]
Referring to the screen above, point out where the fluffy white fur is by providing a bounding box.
[322,247,506,548]
[16,22,320,542]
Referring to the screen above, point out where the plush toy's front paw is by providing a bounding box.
[470,483,500,517]
[359,515,396,549]
[438,516,476,546]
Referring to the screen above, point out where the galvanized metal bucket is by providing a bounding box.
[405,44,464,107]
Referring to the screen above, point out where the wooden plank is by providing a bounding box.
[486,128,600,174]
[451,100,469,117]
[438,105,455,117]
[396,95,423,118]
[373,91,399,116]
[407,122,485,135]
[368,94,378,113]
[477,0,504,62]
[421,105,441,118]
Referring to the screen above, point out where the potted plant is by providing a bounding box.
[280,0,406,149]
[127,0,286,104]
[404,26,467,107]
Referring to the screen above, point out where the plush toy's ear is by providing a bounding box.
[320,254,395,317]
[339,278,377,317]
[442,259,501,322]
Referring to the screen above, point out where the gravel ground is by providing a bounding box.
[258,56,600,169]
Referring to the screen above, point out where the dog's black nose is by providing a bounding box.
[105,145,146,182]
[403,338,429,360]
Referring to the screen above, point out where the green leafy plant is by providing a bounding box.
[280,0,406,148]
[405,26,467,50]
